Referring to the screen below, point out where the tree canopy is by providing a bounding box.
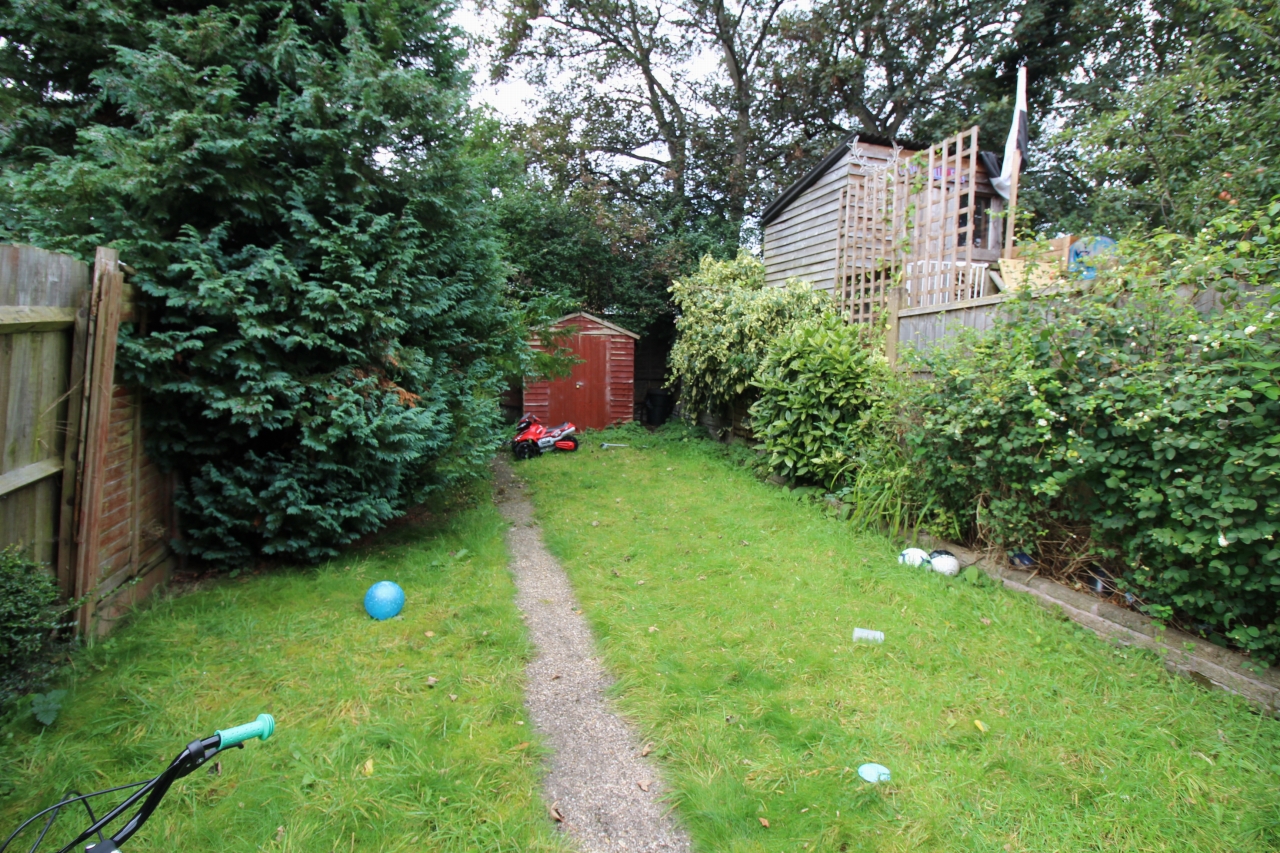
[489,0,1170,241]
[1055,0,1280,234]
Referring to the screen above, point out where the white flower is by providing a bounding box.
[1245,325,1258,335]
[1174,468,1182,473]
[1077,350,1086,358]
[1266,312,1276,321]
[1027,384,1038,397]
[1218,532,1230,548]
[1212,340,1221,349]
[1189,334,1198,342]
[1037,418,1049,427]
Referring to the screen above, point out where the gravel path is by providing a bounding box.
[493,456,691,853]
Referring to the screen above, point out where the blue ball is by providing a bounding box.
[364,581,405,620]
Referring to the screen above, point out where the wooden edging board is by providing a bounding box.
[913,533,1280,717]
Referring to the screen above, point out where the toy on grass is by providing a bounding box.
[928,549,961,576]
[364,581,406,620]
[897,547,931,568]
[857,763,891,784]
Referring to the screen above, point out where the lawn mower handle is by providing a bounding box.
[54,715,276,852]
[217,714,275,748]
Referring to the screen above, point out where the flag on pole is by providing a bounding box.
[990,66,1028,201]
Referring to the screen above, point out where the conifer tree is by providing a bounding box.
[0,0,517,563]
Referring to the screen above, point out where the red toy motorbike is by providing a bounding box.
[511,413,579,460]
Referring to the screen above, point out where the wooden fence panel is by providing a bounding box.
[890,278,1254,364]
[0,246,89,568]
[1,243,175,637]
[71,248,176,636]
[889,292,1009,361]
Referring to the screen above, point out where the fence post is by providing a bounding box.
[55,296,91,598]
[885,285,904,366]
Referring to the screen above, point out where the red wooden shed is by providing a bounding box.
[524,312,638,430]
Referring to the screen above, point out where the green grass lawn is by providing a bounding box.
[518,424,1280,853]
[0,491,567,853]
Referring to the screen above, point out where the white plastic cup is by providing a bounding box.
[852,628,884,643]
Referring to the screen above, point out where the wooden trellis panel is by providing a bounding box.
[833,142,910,327]
[903,126,986,308]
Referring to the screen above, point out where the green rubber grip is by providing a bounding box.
[216,713,275,747]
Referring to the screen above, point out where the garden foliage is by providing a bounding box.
[0,0,519,564]
[1064,0,1280,234]
[0,548,61,682]
[908,203,1280,663]
[668,252,829,420]
[750,315,888,487]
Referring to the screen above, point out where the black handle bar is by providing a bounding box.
[5,715,274,853]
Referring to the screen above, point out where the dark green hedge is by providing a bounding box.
[0,1,521,563]
[0,548,61,683]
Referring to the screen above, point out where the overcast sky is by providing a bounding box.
[452,1,544,123]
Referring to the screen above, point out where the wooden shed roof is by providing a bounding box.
[552,311,640,340]
[761,132,925,227]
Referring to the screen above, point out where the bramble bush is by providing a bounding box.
[0,0,521,564]
[668,252,829,421]
[909,202,1280,664]
[750,315,888,487]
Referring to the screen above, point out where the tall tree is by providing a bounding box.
[0,0,519,564]
[492,0,1149,238]
[1055,0,1280,234]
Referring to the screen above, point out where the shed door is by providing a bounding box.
[548,334,609,430]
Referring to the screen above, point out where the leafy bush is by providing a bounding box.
[749,315,888,487]
[0,0,520,564]
[668,252,830,420]
[0,548,61,680]
[909,203,1280,663]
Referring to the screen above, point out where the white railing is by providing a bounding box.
[902,260,990,308]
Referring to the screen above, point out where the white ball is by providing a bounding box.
[898,547,931,567]
[929,554,961,576]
